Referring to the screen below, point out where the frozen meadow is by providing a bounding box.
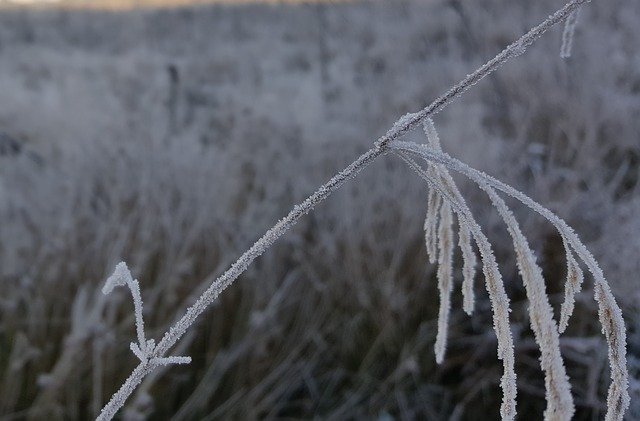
[0,0,639,419]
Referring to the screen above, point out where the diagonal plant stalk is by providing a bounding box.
[98,1,625,420]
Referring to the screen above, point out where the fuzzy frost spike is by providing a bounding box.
[98,263,191,421]
[424,190,443,263]
[424,118,442,149]
[423,118,444,264]
[391,141,630,420]
[441,181,517,420]
[481,184,574,420]
[103,262,147,355]
[434,203,455,364]
[396,152,517,420]
[458,221,477,315]
[594,281,629,421]
[560,8,581,58]
[559,245,584,333]
[151,356,192,367]
[423,118,478,315]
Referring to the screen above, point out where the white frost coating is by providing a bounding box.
[434,203,454,364]
[386,111,421,139]
[559,249,584,333]
[423,118,478,315]
[396,152,517,420]
[99,2,596,419]
[458,222,477,315]
[391,141,630,421]
[98,263,191,421]
[150,356,192,367]
[424,118,442,149]
[423,118,444,264]
[98,147,385,421]
[102,262,148,357]
[480,184,574,420]
[424,189,443,263]
[560,8,581,58]
[102,262,131,295]
[511,40,527,58]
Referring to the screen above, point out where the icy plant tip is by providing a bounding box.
[98,263,191,420]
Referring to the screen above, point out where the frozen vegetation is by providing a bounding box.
[0,0,639,419]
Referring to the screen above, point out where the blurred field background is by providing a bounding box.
[0,0,341,10]
[0,0,639,419]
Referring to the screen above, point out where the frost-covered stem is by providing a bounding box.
[101,263,148,354]
[434,202,454,364]
[560,8,581,58]
[128,279,146,354]
[558,236,584,333]
[480,184,574,419]
[100,1,590,418]
[97,363,149,421]
[423,119,444,264]
[98,147,384,420]
[152,148,382,357]
[424,190,442,262]
[423,119,478,314]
